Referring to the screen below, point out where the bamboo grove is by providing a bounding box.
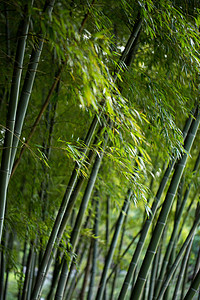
[0,0,200,299]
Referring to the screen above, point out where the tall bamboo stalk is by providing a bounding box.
[183,268,200,300]
[172,238,194,300]
[55,135,108,300]
[87,198,99,300]
[156,206,200,299]
[0,2,32,243]
[118,112,194,300]
[21,240,36,300]
[148,245,160,300]
[79,240,93,300]
[130,107,200,300]
[110,202,130,300]
[9,0,56,174]
[154,151,200,298]
[104,195,110,300]
[95,189,132,300]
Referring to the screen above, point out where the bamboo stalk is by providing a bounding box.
[184,268,200,300]
[0,2,32,243]
[154,151,200,298]
[95,189,132,300]
[148,246,160,300]
[79,240,93,300]
[21,241,36,300]
[87,197,99,300]
[55,135,108,300]
[9,0,56,175]
[156,207,200,299]
[172,238,194,300]
[129,107,200,300]
[118,111,194,300]
[110,203,130,300]
[104,195,110,300]
[11,66,61,178]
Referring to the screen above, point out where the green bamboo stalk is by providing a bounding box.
[18,239,28,300]
[192,243,200,280]
[0,230,8,299]
[183,268,200,300]
[35,135,98,299]
[21,241,36,300]
[11,66,61,178]
[87,198,99,300]
[114,14,142,78]
[172,238,194,300]
[64,269,85,300]
[31,117,99,300]
[63,204,94,298]
[79,240,93,300]
[0,2,32,243]
[47,247,64,300]
[154,151,200,298]
[142,274,149,300]
[48,202,93,300]
[107,229,141,283]
[163,177,186,299]
[3,266,9,300]
[118,162,175,300]
[104,195,110,300]
[181,247,191,299]
[156,208,200,299]
[27,248,37,300]
[55,136,108,300]
[63,242,88,300]
[0,258,5,298]
[129,107,200,300]
[95,189,132,300]
[9,0,56,174]
[2,231,13,300]
[148,246,160,300]
[4,3,11,58]
[118,110,194,300]
[110,203,130,300]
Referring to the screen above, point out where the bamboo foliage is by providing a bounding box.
[0,1,200,300]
